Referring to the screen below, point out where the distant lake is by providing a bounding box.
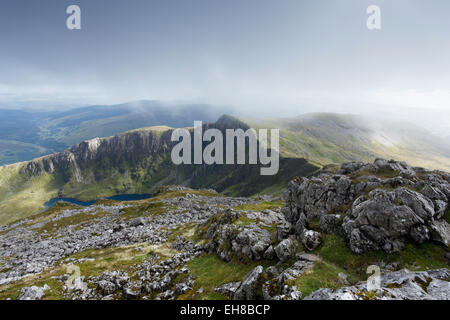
[44,194,153,209]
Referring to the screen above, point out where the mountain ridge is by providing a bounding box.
[1,111,450,225]
[0,119,318,225]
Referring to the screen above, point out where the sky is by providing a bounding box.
[0,0,449,135]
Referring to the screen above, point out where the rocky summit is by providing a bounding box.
[0,160,449,300]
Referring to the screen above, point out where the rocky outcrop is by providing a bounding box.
[283,159,450,254]
[233,266,264,300]
[199,207,288,262]
[18,284,50,300]
[305,268,450,300]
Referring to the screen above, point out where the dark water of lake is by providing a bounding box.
[44,194,153,209]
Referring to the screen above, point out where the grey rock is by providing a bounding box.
[233,266,264,300]
[123,286,141,300]
[97,280,117,296]
[129,217,145,227]
[265,266,279,278]
[274,239,295,262]
[430,219,450,246]
[282,159,450,254]
[301,230,321,251]
[263,245,275,260]
[214,281,241,299]
[18,284,50,300]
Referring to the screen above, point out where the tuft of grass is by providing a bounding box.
[118,201,168,221]
[233,200,284,212]
[313,234,450,281]
[444,208,450,224]
[165,223,196,242]
[178,254,270,300]
[64,243,176,277]
[291,261,356,297]
[34,210,110,235]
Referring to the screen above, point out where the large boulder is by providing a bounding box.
[274,239,295,262]
[343,188,446,253]
[233,266,264,300]
[199,208,287,262]
[18,285,50,300]
[301,229,322,251]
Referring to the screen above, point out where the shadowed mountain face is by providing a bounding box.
[0,101,219,165]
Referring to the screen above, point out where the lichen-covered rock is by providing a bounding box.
[18,284,50,300]
[233,266,264,300]
[274,239,295,262]
[97,280,117,296]
[198,207,288,262]
[304,268,450,300]
[343,188,438,253]
[283,159,450,254]
[214,281,241,299]
[301,230,321,251]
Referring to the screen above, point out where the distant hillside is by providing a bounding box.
[0,101,219,165]
[243,113,450,172]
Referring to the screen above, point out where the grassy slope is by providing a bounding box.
[291,234,449,297]
[244,113,450,171]
[0,140,47,165]
[0,164,62,225]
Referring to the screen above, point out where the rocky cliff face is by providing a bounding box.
[21,127,174,179]
[283,158,450,254]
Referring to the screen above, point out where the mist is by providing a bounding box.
[0,0,449,136]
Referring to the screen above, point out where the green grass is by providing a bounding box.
[313,234,449,280]
[233,200,284,212]
[178,254,270,300]
[284,234,449,298]
[165,223,197,242]
[444,209,450,224]
[64,243,176,277]
[291,261,356,297]
[34,210,110,236]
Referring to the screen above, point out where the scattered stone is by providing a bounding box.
[18,285,50,300]
[274,239,295,262]
[214,282,241,299]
